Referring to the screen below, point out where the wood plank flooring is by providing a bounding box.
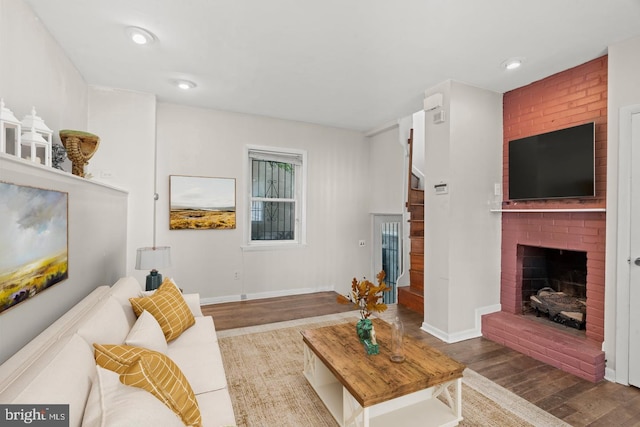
[202,292,640,427]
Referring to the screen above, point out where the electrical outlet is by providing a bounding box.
[358,240,366,247]
[234,271,241,280]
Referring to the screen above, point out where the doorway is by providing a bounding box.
[629,109,640,387]
[616,104,640,388]
[373,215,402,304]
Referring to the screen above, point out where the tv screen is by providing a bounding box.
[508,122,595,200]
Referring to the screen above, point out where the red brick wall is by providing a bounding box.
[503,56,608,208]
[500,57,608,345]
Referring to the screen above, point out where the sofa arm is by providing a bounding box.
[182,293,203,317]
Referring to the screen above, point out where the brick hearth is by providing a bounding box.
[482,311,605,382]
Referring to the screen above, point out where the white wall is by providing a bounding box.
[605,34,640,383]
[423,81,452,333]
[422,80,503,342]
[0,0,87,149]
[368,125,405,215]
[0,156,127,363]
[85,94,380,301]
[153,103,373,301]
[412,110,426,187]
[0,0,129,364]
[85,87,157,283]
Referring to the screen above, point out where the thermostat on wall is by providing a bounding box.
[434,183,448,195]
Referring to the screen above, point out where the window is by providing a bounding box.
[247,147,306,246]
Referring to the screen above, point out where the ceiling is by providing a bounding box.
[23,0,640,132]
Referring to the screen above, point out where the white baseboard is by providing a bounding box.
[420,304,501,344]
[199,294,243,305]
[604,367,627,385]
[199,286,335,306]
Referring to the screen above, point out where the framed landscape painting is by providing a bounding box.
[0,181,68,314]
[170,175,236,230]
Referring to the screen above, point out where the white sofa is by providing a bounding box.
[0,277,236,427]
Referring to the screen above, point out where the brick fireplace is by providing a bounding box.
[482,211,606,382]
[481,56,608,383]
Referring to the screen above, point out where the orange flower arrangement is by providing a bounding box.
[337,271,390,319]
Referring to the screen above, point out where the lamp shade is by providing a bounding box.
[135,246,171,271]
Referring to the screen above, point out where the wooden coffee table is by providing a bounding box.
[301,319,465,427]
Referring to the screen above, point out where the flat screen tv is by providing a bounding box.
[508,122,595,201]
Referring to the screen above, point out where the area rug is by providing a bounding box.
[218,312,570,427]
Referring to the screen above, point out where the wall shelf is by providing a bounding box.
[490,208,606,213]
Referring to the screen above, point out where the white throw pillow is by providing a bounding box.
[124,310,167,354]
[82,366,183,427]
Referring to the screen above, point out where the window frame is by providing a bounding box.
[244,145,307,250]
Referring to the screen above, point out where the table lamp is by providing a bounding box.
[135,246,171,291]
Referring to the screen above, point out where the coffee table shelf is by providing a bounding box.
[302,320,465,427]
[369,398,462,427]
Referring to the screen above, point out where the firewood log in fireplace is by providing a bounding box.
[530,287,586,330]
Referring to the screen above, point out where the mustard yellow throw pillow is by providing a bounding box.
[93,344,202,427]
[93,343,149,374]
[129,278,195,341]
[120,350,202,427]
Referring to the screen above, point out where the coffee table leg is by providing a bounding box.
[303,345,315,379]
[343,389,368,427]
[432,378,462,421]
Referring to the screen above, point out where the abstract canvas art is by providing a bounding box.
[169,175,236,230]
[0,181,68,314]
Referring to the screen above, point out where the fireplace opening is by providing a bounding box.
[519,245,587,330]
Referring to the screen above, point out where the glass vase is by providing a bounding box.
[390,316,405,363]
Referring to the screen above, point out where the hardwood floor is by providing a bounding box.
[201,291,355,330]
[203,292,640,427]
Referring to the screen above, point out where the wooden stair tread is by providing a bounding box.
[398,287,424,315]
[399,287,423,296]
[401,128,425,316]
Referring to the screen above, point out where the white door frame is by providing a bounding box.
[614,104,640,385]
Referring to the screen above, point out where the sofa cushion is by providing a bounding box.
[196,388,237,427]
[6,334,96,427]
[182,292,204,318]
[82,366,183,427]
[125,310,167,354]
[109,276,145,327]
[93,344,149,374]
[167,341,228,394]
[120,350,202,427]
[77,297,132,346]
[129,278,195,342]
[170,316,217,346]
[110,276,144,303]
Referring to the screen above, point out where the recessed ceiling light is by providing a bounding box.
[174,79,197,90]
[126,26,155,45]
[502,57,525,70]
